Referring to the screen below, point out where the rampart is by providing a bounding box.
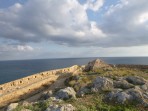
[0,65,80,107]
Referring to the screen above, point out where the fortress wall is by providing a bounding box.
[0,65,80,107]
[0,67,72,92]
[0,75,59,107]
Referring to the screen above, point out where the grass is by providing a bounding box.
[13,100,51,111]
[13,66,148,111]
[64,93,140,111]
[85,67,148,80]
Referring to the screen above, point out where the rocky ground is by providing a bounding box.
[3,59,148,111]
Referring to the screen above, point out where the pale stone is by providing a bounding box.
[7,103,18,111]
[55,87,76,100]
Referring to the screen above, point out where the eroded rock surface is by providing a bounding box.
[113,79,134,89]
[91,77,114,92]
[84,59,112,71]
[7,103,18,111]
[125,76,147,85]
[55,87,76,100]
[45,104,75,111]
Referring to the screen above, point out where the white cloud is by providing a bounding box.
[17,45,34,51]
[101,0,148,47]
[84,0,104,11]
[138,12,148,24]
[0,45,34,52]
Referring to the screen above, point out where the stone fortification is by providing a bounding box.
[0,65,80,107]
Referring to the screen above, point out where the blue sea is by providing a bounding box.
[0,57,148,84]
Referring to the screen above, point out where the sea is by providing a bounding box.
[0,57,148,84]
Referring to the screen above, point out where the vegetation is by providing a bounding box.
[13,66,148,111]
[66,93,140,111]
[13,100,51,111]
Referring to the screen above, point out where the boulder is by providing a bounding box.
[105,87,147,106]
[49,97,62,102]
[125,76,147,85]
[126,88,144,104]
[105,91,132,104]
[7,103,18,111]
[77,86,91,97]
[140,82,148,92]
[113,80,134,89]
[84,59,112,72]
[92,77,113,92]
[45,104,75,111]
[21,109,32,111]
[22,101,30,107]
[55,87,76,100]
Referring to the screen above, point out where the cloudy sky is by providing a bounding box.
[0,0,148,60]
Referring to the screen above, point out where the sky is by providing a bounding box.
[0,0,148,60]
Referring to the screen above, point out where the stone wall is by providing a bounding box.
[0,65,80,107]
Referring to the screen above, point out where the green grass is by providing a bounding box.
[13,67,148,111]
[13,100,51,111]
[65,93,143,111]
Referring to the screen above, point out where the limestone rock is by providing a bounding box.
[92,77,113,92]
[125,76,147,85]
[49,97,62,102]
[7,103,18,111]
[21,109,32,111]
[113,80,134,89]
[22,101,30,107]
[45,104,75,111]
[126,88,144,104]
[105,87,147,106]
[55,87,76,100]
[77,86,91,97]
[140,82,148,92]
[105,91,132,104]
[84,59,112,71]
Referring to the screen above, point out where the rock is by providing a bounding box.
[40,90,53,100]
[7,103,18,111]
[140,82,148,91]
[143,92,148,100]
[49,97,62,102]
[105,90,132,104]
[55,87,76,100]
[45,104,75,111]
[92,77,113,92]
[64,76,80,86]
[60,104,75,111]
[113,80,134,89]
[22,101,30,107]
[125,76,147,85]
[84,59,112,72]
[105,86,148,106]
[21,109,32,111]
[126,88,144,104]
[77,86,91,97]
[45,104,59,111]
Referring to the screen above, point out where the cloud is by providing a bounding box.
[0,0,105,46]
[0,44,34,60]
[0,44,34,52]
[100,0,148,47]
[0,0,148,49]
[84,0,104,11]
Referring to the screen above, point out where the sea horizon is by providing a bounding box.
[0,56,148,62]
[0,57,148,84]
